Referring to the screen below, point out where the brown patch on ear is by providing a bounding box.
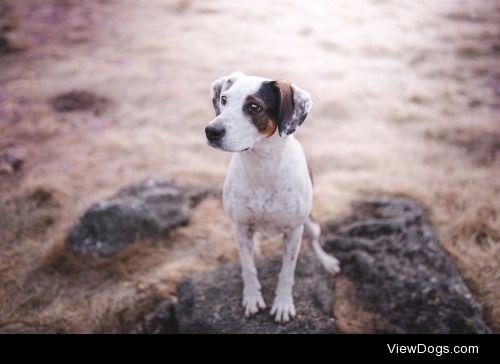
[272,80,295,135]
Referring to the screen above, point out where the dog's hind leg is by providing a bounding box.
[304,217,340,274]
[234,223,266,317]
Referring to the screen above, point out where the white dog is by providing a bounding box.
[205,71,340,323]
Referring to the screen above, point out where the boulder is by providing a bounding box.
[66,178,207,257]
[0,149,24,175]
[131,299,178,334]
[130,196,491,334]
[175,255,336,334]
[50,90,109,114]
[323,197,491,334]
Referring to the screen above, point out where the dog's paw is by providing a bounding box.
[322,254,341,275]
[243,292,266,317]
[270,295,296,323]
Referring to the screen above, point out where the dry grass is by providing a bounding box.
[334,277,393,333]
[0,0,499,332]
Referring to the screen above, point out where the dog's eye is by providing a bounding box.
[248,103,261,113]
[221,95,227,105]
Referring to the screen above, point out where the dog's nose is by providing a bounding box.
[205,124,226,141]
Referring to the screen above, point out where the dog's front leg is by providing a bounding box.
[271,225,304,323]
[234,224,266,317]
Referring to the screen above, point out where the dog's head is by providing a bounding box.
[205,71,312,152]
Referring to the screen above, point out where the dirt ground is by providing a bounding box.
[0,0,499,333]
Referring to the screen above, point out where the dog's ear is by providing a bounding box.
[210,71,245,116]
[271,80,312,137]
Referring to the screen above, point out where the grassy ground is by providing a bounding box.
[0,0,498,333]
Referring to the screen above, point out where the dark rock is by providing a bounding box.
[131,299,179,334]
[0,11,29,56]
[66,178,205,257]
[323,197,491,334]
[0,35,13,54]
[50,90,108,114]
[175,255,336,334]
[0,31,34,54]
[0,149,24,174]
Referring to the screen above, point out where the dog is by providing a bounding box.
[205,71,340,323]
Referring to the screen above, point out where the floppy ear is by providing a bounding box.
[210,71,245,116]
[272,80,313,137]
[210,77,225,116]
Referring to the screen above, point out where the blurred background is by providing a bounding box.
[0,0,498,333]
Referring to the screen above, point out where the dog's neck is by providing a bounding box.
[238,133,289,185]
[248,132,287,157]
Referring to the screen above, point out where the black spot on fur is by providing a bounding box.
[225,78,234,89]
[255,81,279,118]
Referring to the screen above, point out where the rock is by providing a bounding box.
[175,255,336,334]
[323,197,491,334]
[50,90,109,114]
[66,178,206,257]
[0,32,34,54]
[131,299,179,334]
[0,35,16,54]
[0,150,24,175]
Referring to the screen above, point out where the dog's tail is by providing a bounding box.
[304,217,340,274]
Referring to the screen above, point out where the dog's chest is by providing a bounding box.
[225,185,303,232]
[223,165,310,233]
